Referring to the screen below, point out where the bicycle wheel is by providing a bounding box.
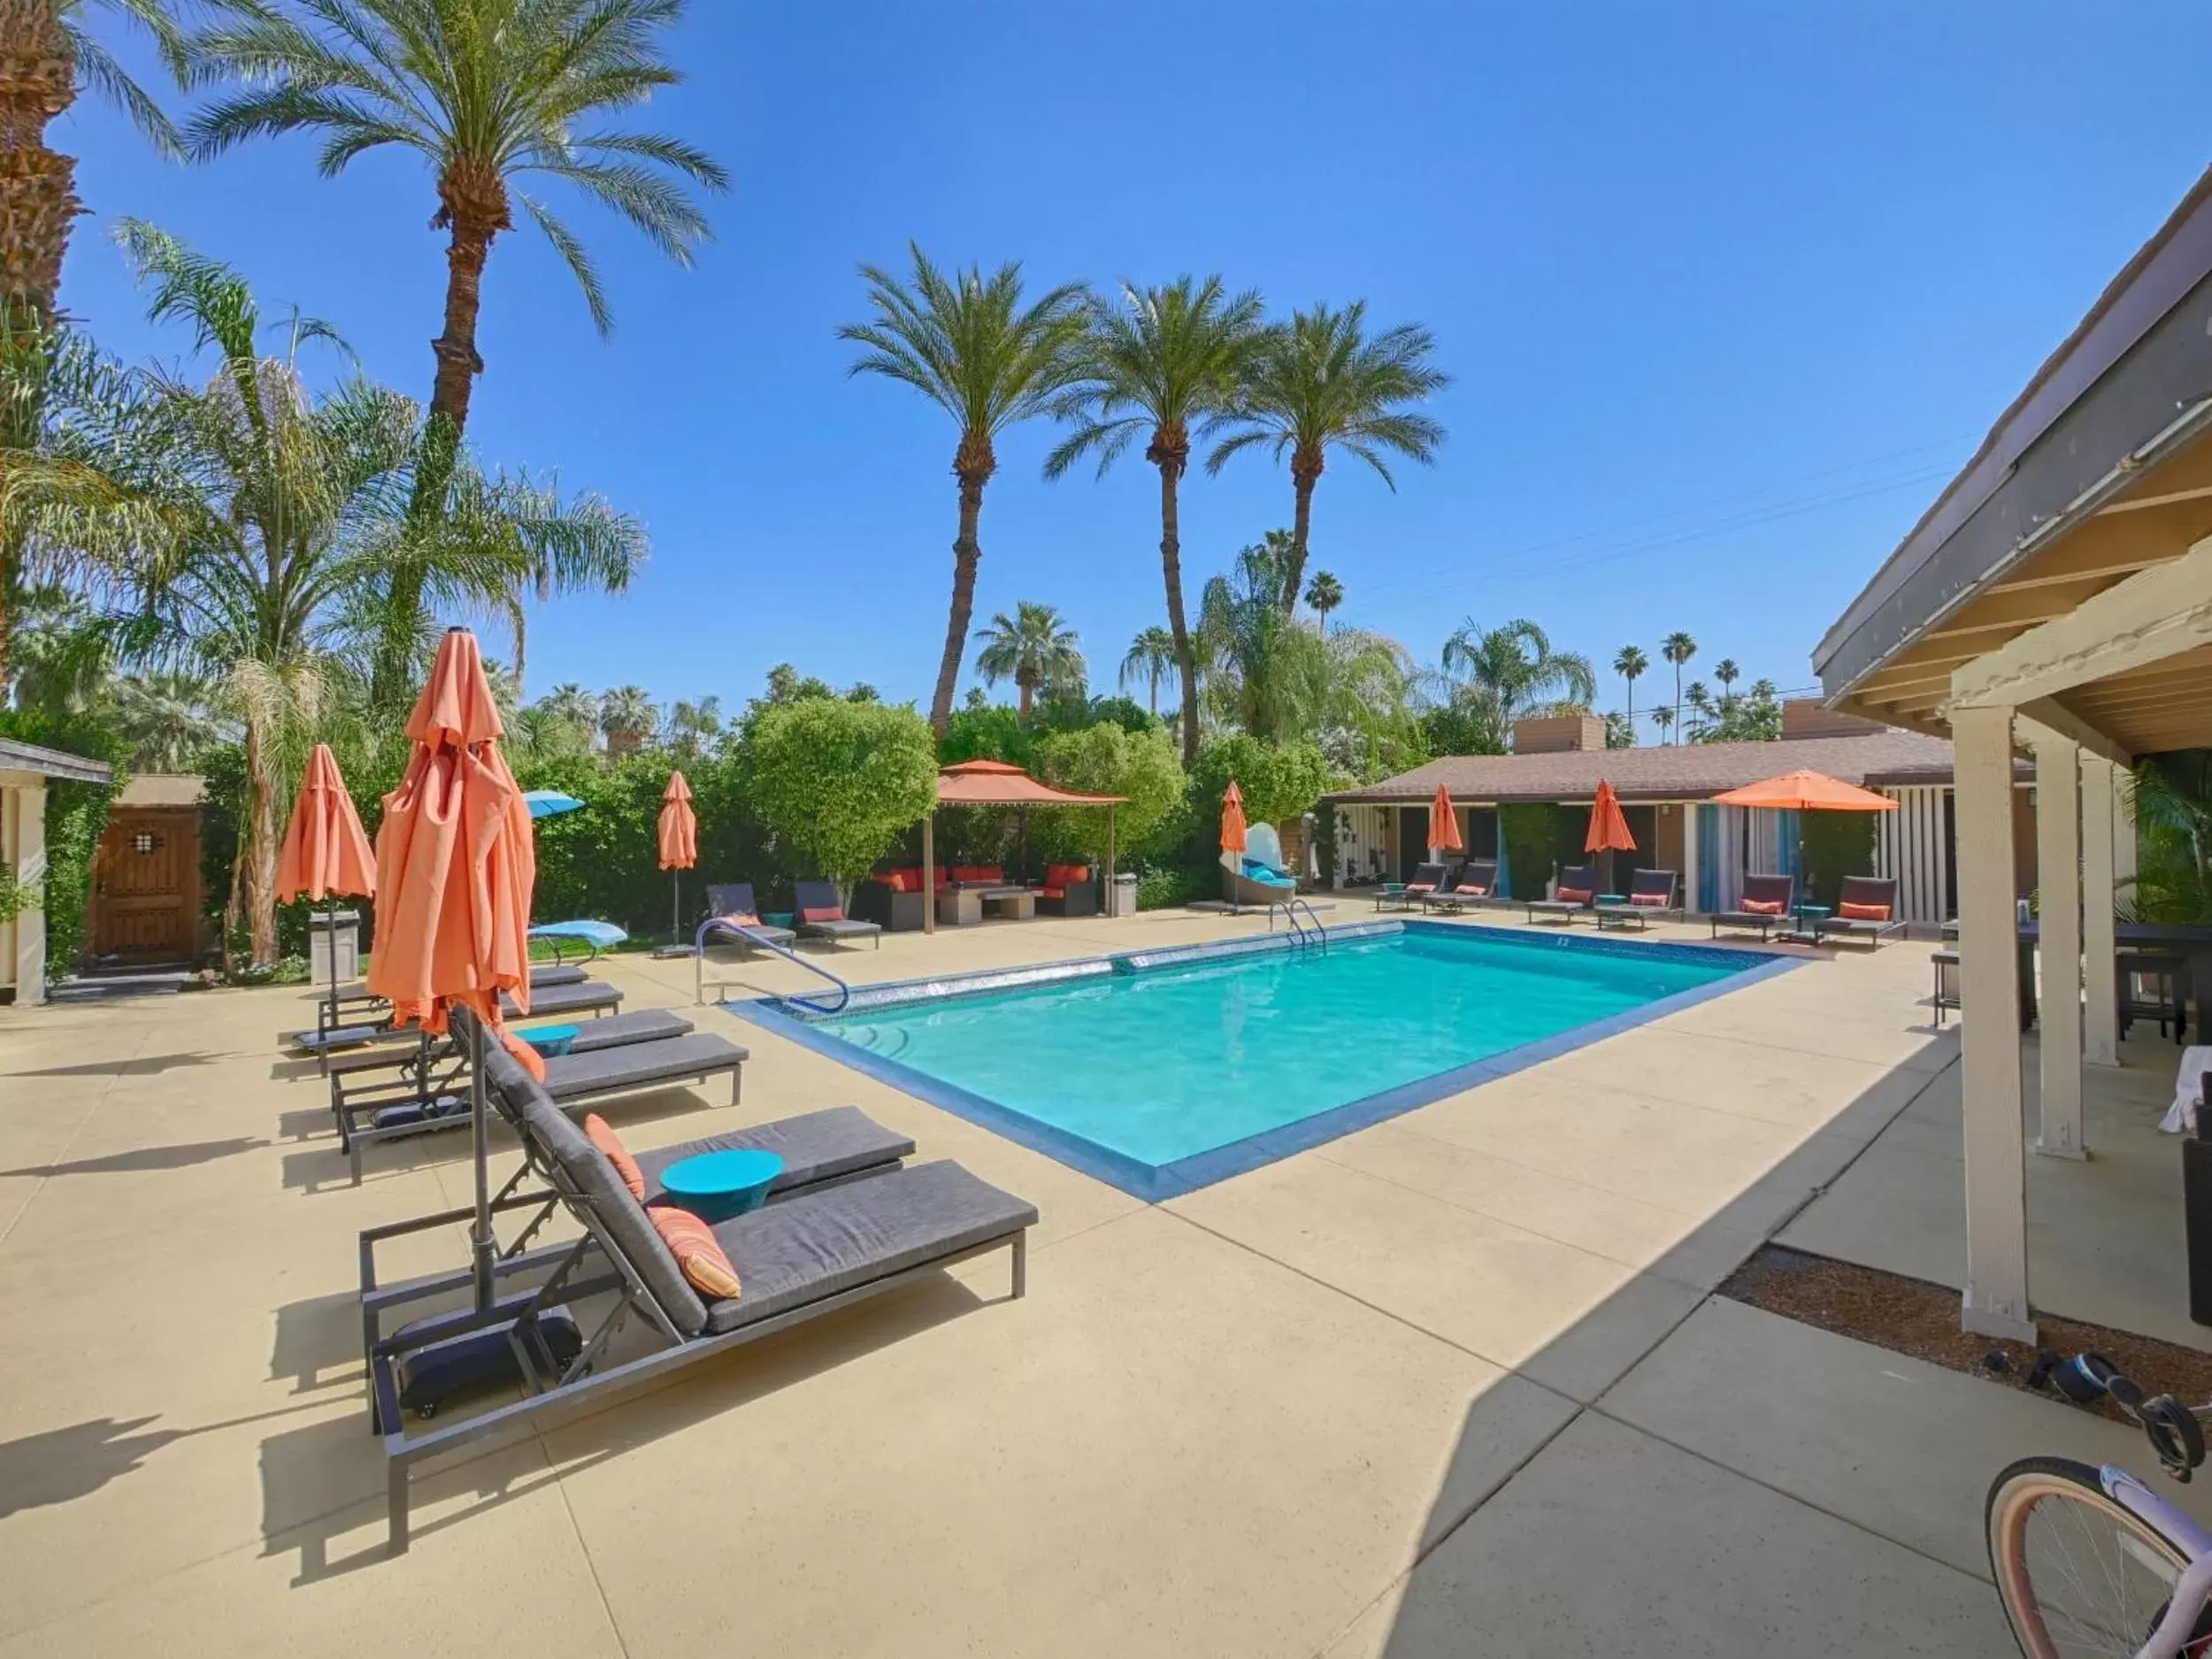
[1986,1455,2208,1657]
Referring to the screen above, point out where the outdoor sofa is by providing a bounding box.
[1709,873,1797,942]
[1039,863,1098,917]
[1813,876,1907,949]
[1595,869,1683,931]
[1378,861,1455,912]
[702,883,799,951]
[793,879,882,949]
[1525,865,1602,925]
[1421,860,1500,914]
[360,1041,1036,1553]
[852,866,947,932]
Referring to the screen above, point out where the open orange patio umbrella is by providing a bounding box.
[657,770,698,949]
[1711,768,1896,902]
[1428,782,1463,857]
[1585,779,1637,892]
[365,628,535,1310]
[275,742,377,1033]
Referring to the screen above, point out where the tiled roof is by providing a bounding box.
[1326,730,1971,805]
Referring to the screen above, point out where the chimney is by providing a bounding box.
[1512,714,1608,754]
[1780,698,1889,741]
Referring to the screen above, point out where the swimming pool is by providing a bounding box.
[733,921,1789,1199]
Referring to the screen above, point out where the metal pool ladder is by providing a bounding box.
[1273,896,1329,953]
[693,918,852,1014]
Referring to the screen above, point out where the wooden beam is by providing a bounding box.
[2014,699,2131,768]
[1953,536,2212,709]
[2094,481,2212,515]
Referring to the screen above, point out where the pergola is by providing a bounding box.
[920,759,1124,935]
[1816,166,2212,1340]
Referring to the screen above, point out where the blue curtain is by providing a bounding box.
[1696,803,1719,911]
[1776,810,1801,880]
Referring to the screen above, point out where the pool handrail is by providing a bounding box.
[1269,895,1329,953]
[692,916,851,1015]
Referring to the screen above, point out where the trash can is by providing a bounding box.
[1108,872,1140,918]
[310,909,360,982]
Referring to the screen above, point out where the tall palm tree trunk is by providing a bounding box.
[1147,664,1158,718]
[1283,448,1322,614]
[1151,439,1200,765]
[930,470,987,735]
[0,0,78,697]
[1016,675,1033,720]
[1671,666,1683,745]
[241,716,282,967]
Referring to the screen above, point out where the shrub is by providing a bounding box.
[1498,803,1553,900]
[1800,811,1876,909]
[1031,722,1184,870]
[0,707,127,978]
[749,699,938,886]
[1136,865,1211,910]
[1189,734,1330,831]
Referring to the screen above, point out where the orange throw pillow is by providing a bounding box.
[649,1206,741,1300]
[583,1113,646,1202]
[1630,892,1667,907]
[1456,883,1489,897]
[800,905,841,924]
[1839,901,1892,922]
[497,1027,547,1083]
[1555,887,1593,905]
[1741,897,1786,916]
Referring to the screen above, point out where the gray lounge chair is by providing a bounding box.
[1379,861,1454,913]
[295,975,623,1059]
[306,960,588,1041]
[1422,860,1500,914]
[1525,865,1602,925]
[702,883,798,950]
[362,1064,1034,1552]
[1813,876,1906,949]
[1595,869,1683,931]
[1709,873,1797,942]
[792,879,881,950]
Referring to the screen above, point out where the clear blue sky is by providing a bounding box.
[57,1,2212,727]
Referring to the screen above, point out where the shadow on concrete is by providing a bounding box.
[0,1137,265,1179]
[266,1056,333,1085]
[5,1050,227,1079]
[0,1401,328,1520]
[271,1289,370,1396]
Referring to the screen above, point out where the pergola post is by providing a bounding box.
[1106,804,1117,916]
[1681,799,1701,915]
[1953,703,2035,1342]
[2031,734,2085,1159]
[2081,756,2119,1067]
[922,813,936,936]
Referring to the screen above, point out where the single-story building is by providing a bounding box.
[1323,702,2059,925]
[0,736,113,1006]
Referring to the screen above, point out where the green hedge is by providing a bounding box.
[0,708,127,979]
[1498,803,1553,899]
[1800,811,1877,910]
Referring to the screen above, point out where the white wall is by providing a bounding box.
[1876,785,1954,926]
[1,775,49,1005]
[1330,804,1391,887]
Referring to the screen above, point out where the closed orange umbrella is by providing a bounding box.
[1220,780,1248,856]
[1585,780,1637,853]
[365,628,535,1036]
[658,771,697,947]
[276,742,377,1033]
[1428,782,1463,855]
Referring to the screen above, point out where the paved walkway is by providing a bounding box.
[0,907,2198,1655]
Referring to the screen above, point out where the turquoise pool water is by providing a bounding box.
[810,926,1761,1187]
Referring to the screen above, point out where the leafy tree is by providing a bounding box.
[599,684,657,756]
[1660,630,1696,744]
[1421,697,1505,760]
[1119,623,1178,718]
[1048,276,1263,762]
[1190,733,1330,831]
[940,701,1032,770]
[972,599,1084,721]
[535,682,601,747]
[664,694,724,757]
[749,696,937,885]
[1208,301,1448,615]
[1440,618,1596,748]
[1699,683,1781,743]
[187,0,726,696]
[1303,568,1343,633]
[840,245,1087,733]
[1031,721,1184,868]
[2130,753,2212,926]
[1612,643,1647,732]
[1604,710,1634,749]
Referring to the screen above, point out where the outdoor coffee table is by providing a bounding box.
[978,887,1036,920]
[1779,902,1831,947]
[938,887,982,927]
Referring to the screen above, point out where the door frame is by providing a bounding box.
[87,806,204,966]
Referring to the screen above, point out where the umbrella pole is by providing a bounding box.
[323,905,340,1035]
[671,870,681,946]
[469,1013,494,1312]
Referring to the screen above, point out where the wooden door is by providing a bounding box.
[92,810,198,962]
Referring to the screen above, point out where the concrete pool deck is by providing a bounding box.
[0,904,2202,1655]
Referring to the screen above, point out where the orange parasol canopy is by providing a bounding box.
[1220,780,1248,855]
[1711,770,1899,813]
[935,757,1122,807]
[365,629,535,1034]
[657,770,697,871]
[1428,783,1463,854]
[1585,779,1638,853]
[274,743,376,902]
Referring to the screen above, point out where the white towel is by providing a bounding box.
[2161,1045,2212,1133]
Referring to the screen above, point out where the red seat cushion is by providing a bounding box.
[800,905,842,924]
[878,870,913,894]
[1629,891,1668,907]
[1555,887,1593,905]
[1740,897,1786,916]
[1455,883,1488,897]
[1406,882,1434,895]
[1041,887,1065,901]
[1838,901,1891,922]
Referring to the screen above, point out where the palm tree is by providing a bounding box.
[599,684,657,756]
[1046,276,1263,763]
[1303,569,1343,634]
[664,694,722,757]
[113,670,225,769]
[973,601,1083,721]
[1118,624,1178,718]
[1440,618,1597,738]
[1,0,187,694]
[1684,681,1712,741]
[1612,643,1647,733]
[841,246,1087,734]
[4,226,602,967]
[536,681,600,746]
[1648,704,1674,743]
[1208,301,1448,615]
[457,466,643,701]
[1713,657,1740,710]
[185,0,727,698]
[1660,630,1696,744]
[1749,676,1777,702]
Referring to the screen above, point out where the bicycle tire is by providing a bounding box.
[1986,1455,2203,1657]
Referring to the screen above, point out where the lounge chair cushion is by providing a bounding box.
[497,1027,548,1083]
[540,1033,749,1102]
[585,1113,648,1202]
[1741,898,1786,915]
[649,1206,743,1300]
[503,980,622,1021]
[1556,887,1593,905]
[800,905,842,923]
[700,1161,1039,1335]
[1839,901,1891,922]
[1630,892,1667,907]
[630,1105,917,1200]
[805,918,879,938]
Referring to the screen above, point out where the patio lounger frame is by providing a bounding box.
[1379,862,1455,913]
[293,976,623,1063]
[363,1068,1031,1554]
[1594,869,1684,932]
[1421,860,1500,915]
[1708,874,1798,943]
[1525,864,1602,925]
[792,879,882,950]
[312,962,588,1033]
[702,884,800,951]
[1811,876,1908,949]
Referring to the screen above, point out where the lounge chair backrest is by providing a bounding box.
[1837,875,1895,908]
[792,879,842,920]
[704,882,757,918]
[1408,862,1448,887]
[1455,860,1498,894]
[1554,866,1600,902]
[1629,869,1678,902]
[504,1067,712,1338]
[1741,873,1795,909]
